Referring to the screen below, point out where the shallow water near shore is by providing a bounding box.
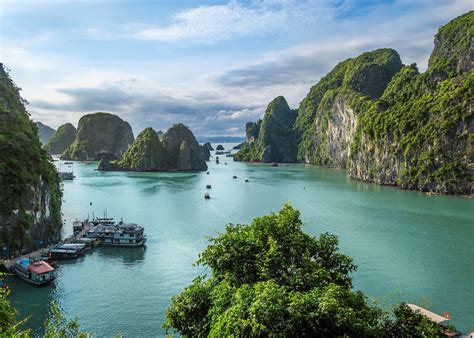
[7,144,474,336]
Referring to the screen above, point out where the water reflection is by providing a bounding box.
[96,246,146,265]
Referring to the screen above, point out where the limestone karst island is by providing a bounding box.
[0,2,473,337]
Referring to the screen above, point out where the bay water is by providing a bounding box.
[7,144,474,336]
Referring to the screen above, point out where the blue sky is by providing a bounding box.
[0,0,471,137]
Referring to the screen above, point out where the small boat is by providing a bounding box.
[84,161,91,165]
[270,162,279,167]
[11,259,55,286]
[206,184,212,189]
[233,175,237,179]
[245,178,249,182]
[224,162,227,165]
[64,161,73,165]
[216,156,220,164]
[59,172,75,180]
[204,193,210,199]
[206,171,210,175]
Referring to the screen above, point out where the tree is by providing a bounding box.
[44,300,90,338]
[163,204,387,336]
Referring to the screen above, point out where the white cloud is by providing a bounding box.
[133,0,335,42]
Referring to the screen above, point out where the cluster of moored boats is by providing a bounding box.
[8,216,146,286]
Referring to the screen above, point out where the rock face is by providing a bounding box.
[0,64,62,253]
[35,122,56,144]
[62,112,134,160]
[236,11,473,194]
[200,143,211,161]
[44,123,76,155]
[234,96,298,162]
[216,144,225,150]
[99,124,207,172]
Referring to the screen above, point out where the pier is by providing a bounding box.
[1,221,93,271]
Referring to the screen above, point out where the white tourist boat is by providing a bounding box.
[87,221,147,247]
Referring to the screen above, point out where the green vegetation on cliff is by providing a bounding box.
[44,123,76,155]
[235,97,297,162]
[35,122,55,144]
[350,11,473,194]
[0,64,62,251]
[62,112,134,160]
[236,11,473,194]
[99,124,207,172]
[164,205,446,336]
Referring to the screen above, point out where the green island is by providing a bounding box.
[236,11,473,195]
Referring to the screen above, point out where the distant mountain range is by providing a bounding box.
[197,136,244,143]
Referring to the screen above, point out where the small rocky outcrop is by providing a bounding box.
[0,64,62,253]
[44,123,76,155]
[99,124,207,172]
[216,144,225,150]
[235,96,298,163]
[35,122,55,144]
[200,143,211,161]
[62,112,134,160]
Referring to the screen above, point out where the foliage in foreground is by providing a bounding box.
[163,204,446,337]
[0,285,89,338]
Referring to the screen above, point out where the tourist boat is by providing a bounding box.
[86,222,147,247]
[204,193,210,199]
[206,184,212,189]
[270,162,278,167]
[84,161,91,165]
[11,259,55,286]
[47,243,87,259]
[245,178,249,182]
[64,161,73,165]
[233,175,237,179]
[71,237,100,248]
[216,156,220,164]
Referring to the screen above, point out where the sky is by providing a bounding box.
[0,0,472,137]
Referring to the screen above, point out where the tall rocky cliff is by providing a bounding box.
[35,122,56,144]
[62,112,134,160]
[0,64,62,253]
[98,124,207,172]
[235,11,473,194]
[44,122,76,155]
[234,96,298,162]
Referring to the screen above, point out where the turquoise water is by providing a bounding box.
[7,145,474,336]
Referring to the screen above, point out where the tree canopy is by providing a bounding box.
[164,204,445,336]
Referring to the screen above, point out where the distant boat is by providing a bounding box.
[270,162,278,167]
[84,161,91,165]
[245,178,249,182]
[59,172,75,180]
[206,184,212,189]
[64,161,73,164]
[233,175,237,179]
[204,193,210,199]
[11,259,56,285]
[206,171,210,175]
